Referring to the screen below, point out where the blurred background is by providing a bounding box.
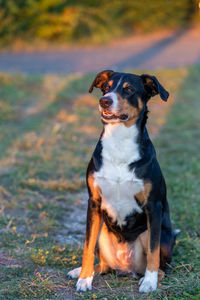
[0,0,199,46]
[0,0,200,72]
[0,1,200,299]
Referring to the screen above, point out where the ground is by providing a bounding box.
[0,26,200,74]
[0,67,199,299]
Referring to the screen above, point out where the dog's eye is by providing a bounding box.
[124,86,135,94]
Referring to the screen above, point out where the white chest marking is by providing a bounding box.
[94,123,144,226]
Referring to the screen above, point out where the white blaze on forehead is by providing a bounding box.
[103,92,118,111]
[103,77,122,113]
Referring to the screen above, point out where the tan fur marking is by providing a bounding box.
[88,174,101,202]
[135,182,152,205]
[95,245,110,274]
[116,94,143,127]
[96,73,113,88]
[147,245,160,272]
[132,233,147,274]
[96,74,106,88]
[138,230,148,254]
[80,211,102,278]
[139,230,165,279]
[146,217,160,272]
[94,262,110,274]
[89,70,114,93]
[137,97,143,110]
[146,78,153,85]
[158,269,165,281]
[122,82,130,88]
[108,80,113,87]
[79,174,102,279]
[98,225,163,276]
[98,222,134,272]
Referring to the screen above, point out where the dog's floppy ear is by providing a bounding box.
[89,70,114,93]
[141,74,169,101]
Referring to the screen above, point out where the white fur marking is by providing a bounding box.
[139,269,158,293]
[68,267,81,279]
[174,229,181,235]
[95,123,143,226]
[132,272,139,279]
[104,77,122,112]
[76,276,93,291]
[104,92,118,111]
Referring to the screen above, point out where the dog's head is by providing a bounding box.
[89,70,169,126]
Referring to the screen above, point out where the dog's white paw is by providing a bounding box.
[76,276,93,292]
[139,270,158,293]
[68,267,81,279]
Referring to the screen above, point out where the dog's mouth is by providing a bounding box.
[101,110,128,121]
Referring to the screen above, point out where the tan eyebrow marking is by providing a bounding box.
[108,80,113,86]
[123,82,131,88]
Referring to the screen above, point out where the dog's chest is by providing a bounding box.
[94,124,144,226]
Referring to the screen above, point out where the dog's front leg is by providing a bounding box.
[75,173,102,292]
[139,201,162,293]
[76,199,102,291]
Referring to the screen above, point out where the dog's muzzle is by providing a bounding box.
[99,97,113,109]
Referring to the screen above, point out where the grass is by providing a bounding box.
[0,66,199,299]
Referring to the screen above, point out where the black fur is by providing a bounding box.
[86,71,175,270]
[103,209,147,243]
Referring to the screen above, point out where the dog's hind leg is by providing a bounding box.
[68,260,110,280]
[68,267,81,279]
[95,244,111,274]
[98,222,123,271]
[94,262,111,274]
[98,222,136,273]
[68,261,110,280]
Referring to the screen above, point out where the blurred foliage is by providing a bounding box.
[0,0,199,45]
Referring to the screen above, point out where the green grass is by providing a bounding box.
[0,67,199,299]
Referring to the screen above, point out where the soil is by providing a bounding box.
[0,26,199,74]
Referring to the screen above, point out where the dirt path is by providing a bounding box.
[0,26,199,74]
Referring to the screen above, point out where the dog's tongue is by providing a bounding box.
[104,110,113,115]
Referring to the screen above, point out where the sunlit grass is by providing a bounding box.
[0,67,199,298]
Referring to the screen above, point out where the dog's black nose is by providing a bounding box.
[99,97,113,109]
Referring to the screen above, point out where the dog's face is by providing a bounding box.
[89,70,169,126]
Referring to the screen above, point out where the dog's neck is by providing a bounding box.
[101,122,140,165]
[136,106,150,142]
[101,107,151,166]
[102,106,149,143]
[103,122,138,137]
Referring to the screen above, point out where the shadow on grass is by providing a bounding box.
[0,73,95,159]
[114,28,187,70]
[0,67,199,299]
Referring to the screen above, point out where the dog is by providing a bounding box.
[68,70,179,293]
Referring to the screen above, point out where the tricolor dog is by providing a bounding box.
[68,70,179,293]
